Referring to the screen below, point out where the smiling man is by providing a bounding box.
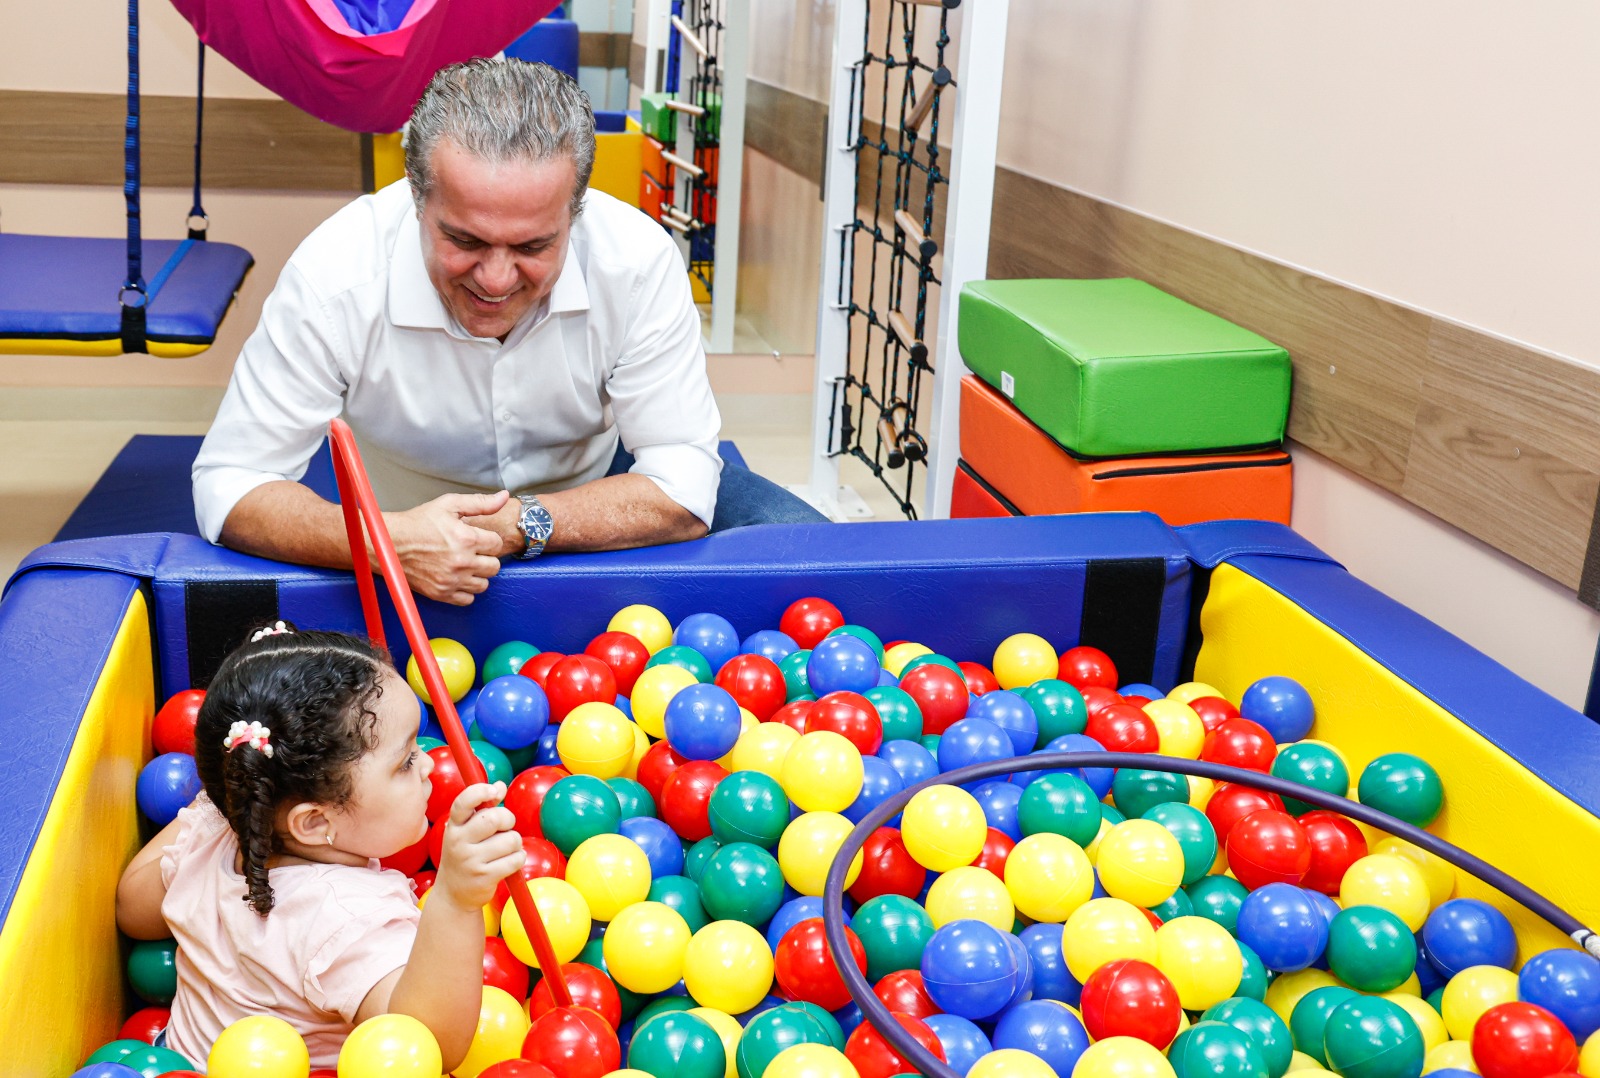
[194,60,823,604]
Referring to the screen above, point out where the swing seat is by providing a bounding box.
[0,233,254,357]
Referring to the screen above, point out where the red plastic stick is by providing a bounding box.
[327,419,572,1007]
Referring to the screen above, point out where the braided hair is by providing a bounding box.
[193,625,394,916]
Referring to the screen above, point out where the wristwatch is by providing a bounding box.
[515,494,554,559]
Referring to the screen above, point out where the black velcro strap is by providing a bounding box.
[1080,557,1168,687]
[185,580,278,688]
[120,302,148,355]
[1178,565,1215,685]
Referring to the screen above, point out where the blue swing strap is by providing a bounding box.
[188,41,208,242]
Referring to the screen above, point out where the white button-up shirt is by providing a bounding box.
[192,181,722,542]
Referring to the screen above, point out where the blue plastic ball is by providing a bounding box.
[805,634,880,697]
[972,779,1024,842]
[1020,922,1082,1004]
[615,694,634,718]
[766,895,826,954]
[741,629,799,665]
[937,718,1014,786]
[1119,683,1165,700]
[1422,898,1517,977]
[620,816,684,878]
[136,752,202,826]
[1004,931,1036,1010]
[534,724,562,766]
[992,999,1091,1076]
[879,739,939,789]
[1237,883,1330,973]
[921,919,1021,1020]
[877,668,899,687]
[967,690,1040,755]
[663,682,743,761]
[843,755,905,825]
[833,1000,865,1039]
[674,612,741,675]
[1239,676,1316,743]
[924,1014,993,1076]
[1519,948,1600,1041]
[71,1066,143,1078]
[473,674,550,749]
[1022,733,1113,798]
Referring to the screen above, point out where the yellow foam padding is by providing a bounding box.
[692,275,711,304]
[371,131,406,191]
[1196,564,1600,961]
[626,115,643,133]
[0,339,210,358]
[0,590,154,1071]
[592,130,644,208]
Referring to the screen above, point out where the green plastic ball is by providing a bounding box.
[735,1002,844,1078]
[1169,1021,1269,1078]
[1204,997,1295,1078]
[852,894,936,982]
[539,774,622,855]
[1187,875,1251,936]
[1237,941,1273,1002]
[683,836,725,882]
[785,1002,847,1048]
[1289,985,1360,1064]
[1356,753,1443,828]
[1112,768,1191,820]
[708,771,791,848]
[919,734,942,755]
[1017,772,1102,846]
[578,937,648,1020]
[1325,905,1416,992]
[901,654,963,677]
[503,743,537,773]
[1320,996,1424,1078]
[1101,803,1126,825]
[118,1046,198,1078]
[779,650,812,699]
[608,776,658,820]
[83,1039,148,1065]
[698,842,786,926]
[829,624,886,663]
[865,685,923,743]
[648,644,716,684]
[1271,742,1351,815]
[1144,802,1220,887]
[470,738,514,785]
[648,873,711,933]
[629,1010,727,1078]
[1149,887,1196,924]
[483,640,540,682]
[1017,679,1088,743]
[635,995,701,1029]
[417,735,446,752]
[128,938,178,1004]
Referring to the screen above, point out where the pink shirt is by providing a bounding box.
[159,794,421,1068]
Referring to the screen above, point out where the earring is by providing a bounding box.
[326,835,335,846]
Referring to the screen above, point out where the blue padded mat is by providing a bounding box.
[53,434,750,542]
[0,234,253,344]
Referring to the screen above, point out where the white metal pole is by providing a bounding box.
[706,0,747,354]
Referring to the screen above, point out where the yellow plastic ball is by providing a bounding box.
[1288,1051,1326,1073]
[609,604,673,654]
[1373,836,1458,909]
[900,785,987,872]
[416,887,496,935]
[566,834,653,921]
[1441,965,1520,1041]
[208,1014,310,1078]
[1188,775,1217,810]
[1085,815,1115,863]
[925,866,1015,931]
[688,1007,744,1078]
[781,731,865,813]
[1096,819,1185,908]
[763,1044,860,1078]
[717,710,760,770]
[684,920,775,1016]
[1384,990,1448,1052]
[992,632,1059,691]
[454,986,531,1078]
[1391,972,1423,997]
[1340,853,1432,931]
[1004,833,1094,923]
[1580,1030,1600,1078]
[557,702,638,779]
[730,721,800,781]
[1063,898,1158,982]
[1167,682,1225,706]
[602,1072,658,1078]
[777,811,863,896]
[1154,915,1244,1010]
[1264,968,1341,1024]
[500,877,591,970]
[630,664,699,739]
[603,900,692,994]
[884,642,933,677]
[337,1013,443,1078]
[1072,1036,1179,1078]
[625,721,652,780]
[406,638,475,705]
[970,1047,1064,1078]
[1423,1040,1481,1075]
[1143,699,1206,759]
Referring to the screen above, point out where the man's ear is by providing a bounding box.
[282,800,336,848]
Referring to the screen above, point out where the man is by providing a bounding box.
[194,59,823,606]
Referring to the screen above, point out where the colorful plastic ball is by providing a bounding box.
[998,831,1090,923]
[685,1007,744,1078]
[338,1013,443,1078]
[541,775,623,855]
[1206,997,1296,1078]
[475,674,551,750]
[973,826,1016,880]
[780,731,864,814]
[500,875,591,970]
[545,655,619,723]
[1519,950,1600,1042]
[93,1046,197,1076]
[924,865,1013,931]
[1372,838,1456,909]
[1382,993,1447,1055]
[603,901,693,994]
[698,842,786,926]
[780,598,846,649]
[963,689,1036,755]
[734,1004,843,1078]
[608,776,656,821]
[1238,884,1332,974]
[1422,1042,1480,1076]
[873,969,939,1020]
[1297,810,1368,895]
[1080,959,1182,1048]
[661,683,742,762]
[984,632,1052,689]
[841,1011,942,1078]
[661,760,730,842]
[1015,679,1088,744]
[673,613,741,675]
[862,685,921,744]
[1013,923,1077,1006]
[1206,784,1288,845]
[704,772,787,849]
[566,834,653,922]
[206,1014,309,1078]
[683,836,726,883]
[71,1065,145,1078]
[899,663,971,736]
[648,644,717,685]
[1358,754,1445,829]
[1085,702,1161,754]
[1098,819,1187,908]
[986,1001,1087,1074]
[1058,645,1119,690]
[152,688,204,756]
[119,1007,170,1045]
[1421,901,1516,979]
[1203,717,1279,774]
[555,703,634,779]
[878,739,939,791]
[919,1015,989,1076]
[778,811,863,896]
[1228,810,1311,890]
[610,605,674,654]
[1325,905,1417,993]
[405,637,475,705]
[936,718,1014,781]
[128,939,178,1005]
[716,655,788,721]
[1441,966,1522,1041]
[581,632,649,697]
[779,650,813,701]
[807,692,885,756]
[1156,916,1246,1010]
[1341,854,1432,933]
[648,874,711,934]
[1291,986,1363,1064]
[136,753,202,827]
[522,1006,621,1078]
[528,965,622,1032]
[770,918,865,1011]
[728,721,799,781]
[521,652,566,689]
[1076,1036,1180,1078]
[804,634,879,698]
[1272,743,1350,815]
[450,986,531,1078]
[1185,874,1247,935]
[1017,772,1102,846]
[851,894,935,983]
[900,785,988,872]
[848,827,927,904]
[1322,995,1425,1078]
[1064,898,1159,982]
[920,918,1020,1019]
[1169,1021,1269,1078]
[743,628,800,665]
[1143,803,1219,888]
[627,1006,730,1078]
[843,755,906,828]
[633,664,701,739]
[1144,698,1208,759]
[1240,677,1317,743]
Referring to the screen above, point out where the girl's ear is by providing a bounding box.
[282,800,336,848]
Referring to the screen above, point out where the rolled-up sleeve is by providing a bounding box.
[192,264,350,543]
[606,243,723,527]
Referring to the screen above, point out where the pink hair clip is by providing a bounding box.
[250,620,292,644]
[225,719,274,758]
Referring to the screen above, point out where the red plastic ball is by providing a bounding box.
[1123,695,1153,708]
[411,869,436,898]
[846,1011,946,1078]
[520,652,566,688]
[483,936,531,1000]
[543,655,618,722]
[528,962,623,1030]
[1226,809,1310,889]
[310,1072,340,1078]
[1141,907,1166,929]
[1188,696,1241,732]
[379,833,428,876]
[957,662,999,697]
[518,835,568,882]
[425,745,467,823]
[715,654,787,720]
[772,699,814,735]
[899,665,970,736]
[1201,717,1278,772]
[520,1006,620,1078]
[1080,959,1182,1049]
[426,818,446,869]
[849,827,928,904]
[1084,703,1160,754]
[971,828,1015,877]
[774,918,868,1010]
[153,689,205,756]
[1297,810,1369,894]
[1204,783,1287,845]
[584,632,650,697]
[659,760,729,841]
[1081,686,1125,719]
[781,597,846,650]
[1058,645,1119,690]
[505,765,571,839]
[807,692,884,755]
[1472,1002,1578,1078]
[874,970,940,1019]
[479,1062,557,1078]
[635,741,690,804]
[120,1005,170,1044]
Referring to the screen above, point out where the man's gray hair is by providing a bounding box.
[406,58,596,219]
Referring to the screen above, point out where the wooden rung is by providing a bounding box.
[905,81,939,132]
[669,15,710,58]
[663,204,692,219]
[901,0,960,7]
[664,99,707,117]
[661,150,705,178]
[894,209,928,249]
[888,309,920,351]
[663,215,692,233]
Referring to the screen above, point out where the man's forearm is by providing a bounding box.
[473,473,708,555]
[220,480,364,570]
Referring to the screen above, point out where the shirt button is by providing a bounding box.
[501,412,513,421]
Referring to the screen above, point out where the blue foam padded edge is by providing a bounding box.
[1178,520,1339,571]
[0,569,143,926]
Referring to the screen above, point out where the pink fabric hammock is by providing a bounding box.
[169,0,561,133]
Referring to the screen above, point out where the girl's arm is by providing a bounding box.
[354,783,524,1072]
[116,815,187,939]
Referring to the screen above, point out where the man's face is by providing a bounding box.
[418,140,577,341]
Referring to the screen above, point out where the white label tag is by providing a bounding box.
[1001,371,1016,397]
